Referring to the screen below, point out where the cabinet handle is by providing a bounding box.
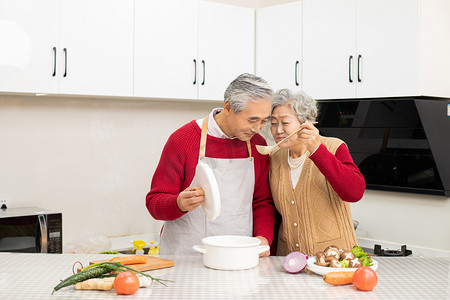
[357,54,362,82]
[295,61,300,86]
[193,59,197,85]
[52,47,57,77]
[348,55,353,83]
[63,48,67,77]
[201,60,205,85]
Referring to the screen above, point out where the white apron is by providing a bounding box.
[159,117,255,255]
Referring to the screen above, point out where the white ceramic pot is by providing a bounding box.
[192,235,270,270]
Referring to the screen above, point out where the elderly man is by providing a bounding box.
[146,73,275,256]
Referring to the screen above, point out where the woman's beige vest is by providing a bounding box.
[270,137,357,257]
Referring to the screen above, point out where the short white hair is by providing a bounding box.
[224,73,273,113]
[271,89,318,123]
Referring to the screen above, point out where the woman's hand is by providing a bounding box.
[298,121,321,153]
[255,236,270,257]
[176,186,205,212]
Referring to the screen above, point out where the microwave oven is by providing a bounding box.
[0,207,62,253]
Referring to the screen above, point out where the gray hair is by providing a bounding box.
[271,89,318,123]
[224,73,273,113]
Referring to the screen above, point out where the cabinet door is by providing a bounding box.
[198,1,255,101]
[256,2,302,92]
[0,0,59,94]
[134,0,198,99]
[303,0,356,99]
[356,0,420,98]
[59,0,133,97]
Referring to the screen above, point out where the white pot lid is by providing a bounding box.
[193,162,221,221]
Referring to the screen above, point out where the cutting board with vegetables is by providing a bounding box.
[77,256,174,273]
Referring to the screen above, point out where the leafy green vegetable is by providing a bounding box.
[340,259,349,268]
[361,255,373,267]
[351,246,365,258]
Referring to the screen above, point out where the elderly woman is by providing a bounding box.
[269,89,365,256]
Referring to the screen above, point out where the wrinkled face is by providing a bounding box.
[270,104,301,148]
[225,99,271,141]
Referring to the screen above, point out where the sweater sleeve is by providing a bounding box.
[251,138,276,245]
[145,128,193,221]
[309,143,365,202]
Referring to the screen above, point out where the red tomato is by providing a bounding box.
[114,272,139,295]
[352,266,378,291]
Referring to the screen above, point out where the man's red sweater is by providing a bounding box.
[146,120,276,245]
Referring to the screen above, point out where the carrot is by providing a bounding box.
[109,255,147,265]
[323,271,355,285]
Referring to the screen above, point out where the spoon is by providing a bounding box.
[256,122,318,155]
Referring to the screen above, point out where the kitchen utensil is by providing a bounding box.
[192,235,270,270]
[306,257,378,276]
[256,122,318,155]
[193,162,221,220]
[77,256,174,273]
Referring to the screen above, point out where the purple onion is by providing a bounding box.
[283,251,308,273]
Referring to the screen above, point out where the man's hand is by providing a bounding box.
[255,236,270,257]
[176,187,205,212]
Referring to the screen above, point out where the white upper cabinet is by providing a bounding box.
[303,0,356,99]
[198,1,254,100]
[0,0,133,97]
[59,0,133,97]
[134,0,255,101]
[256,1,302,92]
[303,0,450,99]
[0,0,59,94]
[355,0,419,98]
[134,0,198,100]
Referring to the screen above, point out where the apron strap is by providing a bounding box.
[199,117,208,159]
[199,115,253,159]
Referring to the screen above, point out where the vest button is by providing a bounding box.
[293,222,298,227]
[295,243,299,247]
[291,201,295,204]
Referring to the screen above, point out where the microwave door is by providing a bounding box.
[0,216,36,253]
[35,215,48,253]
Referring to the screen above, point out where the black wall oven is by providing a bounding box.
[317,96,450,196]
[0,207,62,253]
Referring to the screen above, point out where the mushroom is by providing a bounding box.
[349,257,362,268]
[324,256,337,262]
[329,259,343,268]
[315,252,330,267]
[324,246,340,260]
[324,245,340,253]
[316,252,326,263]
[340,251,355,261]
[316,261,330,267]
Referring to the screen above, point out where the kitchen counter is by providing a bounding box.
[0,253,448,299]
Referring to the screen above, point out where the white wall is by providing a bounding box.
[1,94,449,253]
[0,94,219,248]
[352,190,450,252]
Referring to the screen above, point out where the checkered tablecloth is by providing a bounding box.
[0,253,448,299]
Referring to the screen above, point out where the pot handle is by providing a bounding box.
[257,245,270,255]
[192,245,206,254]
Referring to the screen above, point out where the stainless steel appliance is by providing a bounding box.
[0,207,62,253]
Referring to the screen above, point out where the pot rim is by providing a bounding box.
[202,235,261,248]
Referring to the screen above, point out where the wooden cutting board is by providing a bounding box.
[77,256,174,273]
